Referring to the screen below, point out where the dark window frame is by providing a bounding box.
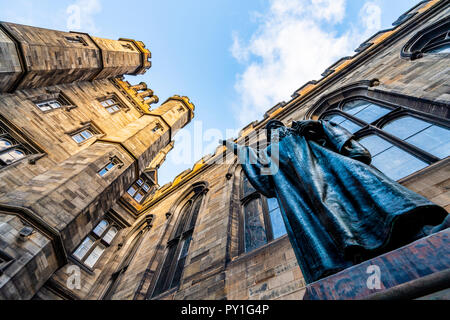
[98,94,129,114]
[401,16,450,60]
[127,175,155,204]
[0,119,37,169]
[319,95,450,178]
[238,173,286,255]
[98,157,123,178]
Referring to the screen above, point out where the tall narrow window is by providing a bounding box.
[98,158,121,177]
[240,174,287,254]
[72,218,120,269]
[152,184,206,297]
[319,97,450,181]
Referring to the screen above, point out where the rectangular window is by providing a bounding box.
[152,123,163,132]
[36,100,62,112]
[84,244,106,268]
[72,130,94,144]
[127,185,138,197]
[73,237,95,261]
[126,175,155,204]
[98,161,117,177]
[100,97,123,114]
[134,192,144,202]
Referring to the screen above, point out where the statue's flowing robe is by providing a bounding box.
[237,120,448,283]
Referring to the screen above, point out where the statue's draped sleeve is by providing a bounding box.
[233,143,276,198]
[320,120,372,165]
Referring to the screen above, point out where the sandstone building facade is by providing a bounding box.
[0,0,449,300]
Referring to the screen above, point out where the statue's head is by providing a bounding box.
[266,119,284,135]
[265,120,285,143]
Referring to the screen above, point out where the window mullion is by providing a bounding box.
[262,197,274,242]
[370,129,439,164]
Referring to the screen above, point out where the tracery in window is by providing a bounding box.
[319,97,450,181]
[0,120,34,168]
[402,17,450,59]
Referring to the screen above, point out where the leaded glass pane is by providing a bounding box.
[105,162,115,171]
[270,208,287,239]
[429,43,450,53]
[153,244,177,296]
[244,198,267,252]
[171,235,192,289]
[267,197,279,212]
[405,125,450,159]
[242,175,256,198]
[128,185,138,197]
[134,192,144,202]
[84,244,106,268]
[358,135,393,157]
[383,116,450,159]
[73,237,94,260]
[93,220,109,237]
[81,130,93,139]
[0,149,25,164]
[383,116,431,140]
[72,134,84,143]
[359,135,428,180]
[102,227,117,244]
[0,139,12,151]
[343,100,391,124]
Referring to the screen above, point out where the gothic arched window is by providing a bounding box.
[152,185,206,297]
[402,17,450,59]
[240,174,287,254]
[320,97,450,181]
[0,120,34,168]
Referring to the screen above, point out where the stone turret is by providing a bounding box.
[0,22,151,92]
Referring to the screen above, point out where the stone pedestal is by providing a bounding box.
[303,229,450,300]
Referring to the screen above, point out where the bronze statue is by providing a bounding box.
[224,120,448,284]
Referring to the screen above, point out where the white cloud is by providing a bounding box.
[231,0,383,125]
[66,0,102,34]
[360,2,382,33]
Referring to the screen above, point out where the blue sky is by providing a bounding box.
[0,0,420,185]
